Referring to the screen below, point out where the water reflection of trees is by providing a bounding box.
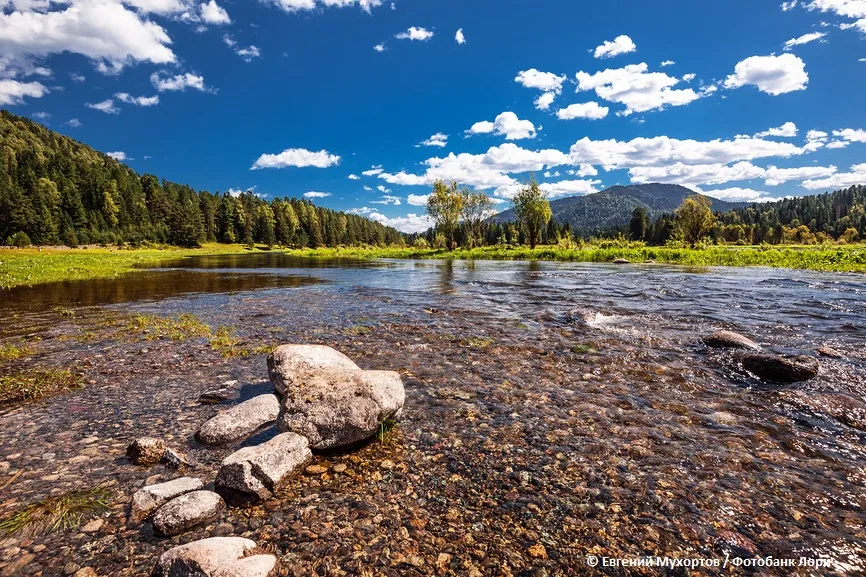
[2,271,320,310]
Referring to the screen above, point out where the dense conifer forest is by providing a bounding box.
[0,110,404,248]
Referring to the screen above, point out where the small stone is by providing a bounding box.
[161,448,192,470]
[436,553,451,571]
[0,462,9,475]
[527,543,547,559]
[1,547,20,561]
[817,345,844,358]
[80,519,103,534]
[380,460,394,470]
[305,464,327,476]
[63,562,80,575]
[130,477,204,524]
[331,463,347,473]
[72,569,98,577]
[703,330,760,350]
[126,438,166,465]
[31,545,46,553]
[612,258,630,264]
[152,491,225,537]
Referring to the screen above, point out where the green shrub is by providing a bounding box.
[4,232,32,247]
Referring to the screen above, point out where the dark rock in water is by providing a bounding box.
[161,448,192,470]
[152,490,225,536]
[198,380,241,404]
[780,390,866,431]
[740,354,819,384]
[817,345,844,359]
[126,437,166,466]
[612,258,630,264]
[703,330,760,351]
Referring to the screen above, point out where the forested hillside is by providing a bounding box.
[713,186,866,244]
[0,110,404,247]
[493,183,746,235]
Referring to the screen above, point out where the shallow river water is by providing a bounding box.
[1,255,865,576]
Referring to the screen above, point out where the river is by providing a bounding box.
[1,254,864,576]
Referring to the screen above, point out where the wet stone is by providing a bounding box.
[197,394,280,446]
[215,433,311,503]
[153,537,258,577]
[152,490,225,537]
[126,437,166,465]
[131,476,204,524]
[703,330,760,350]
[740,353,820,383]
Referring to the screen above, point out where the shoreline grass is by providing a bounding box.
[288,244,866,273]
[1,243,864,291]
[0,243,256,289]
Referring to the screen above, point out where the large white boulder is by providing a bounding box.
[276,367,405,450]
[215,432,311,502]
[267,344,359,396]
[197,394,280,446]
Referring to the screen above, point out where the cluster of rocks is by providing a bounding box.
[125,345,405,575]
[702,329,821,383]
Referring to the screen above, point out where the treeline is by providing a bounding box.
[414,179,864,249]
[621,185,866,245]
[0,110,403,247]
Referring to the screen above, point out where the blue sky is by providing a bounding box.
[1,0,865,232]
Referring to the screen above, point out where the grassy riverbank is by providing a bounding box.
[290,244,866,273]
[2,243,865,289]
[0,244,253,289]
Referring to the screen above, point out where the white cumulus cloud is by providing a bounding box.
[0,78,48,105]
[593,35,636,59]
[418,132,447,147]
[303,191,331,198]
[724,54,808,95]
[575,62,705,116]
[368,211,432,233]
[556,101,609,120]
[395,26,433,41]
[200,0,230,24]
[467,111,536,140]
[86,98,120,114]
[802,163,866,189]
[755,121,798,137]
[150,71,209,92]
[251,148,341,170]
[106,151,127,161]
[455,28,465,44]
[115,92,159,106]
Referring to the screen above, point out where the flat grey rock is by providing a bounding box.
[131,476,203,524]
[152,490,225,536]
[215,432,311,502]
[197,394,280,446]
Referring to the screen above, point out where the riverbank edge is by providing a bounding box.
[2,243,865,289]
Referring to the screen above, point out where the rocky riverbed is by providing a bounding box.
[1,259,865,576]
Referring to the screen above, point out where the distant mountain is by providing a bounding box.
[492,183,749,235]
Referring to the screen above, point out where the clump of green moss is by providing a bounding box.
[0,369,84,404]
[208,326,276,358]
[376,417,398,444]
[0,342,35,360]
[0,487,111,536]
[127,313,211,341]
[344,325,374,336]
